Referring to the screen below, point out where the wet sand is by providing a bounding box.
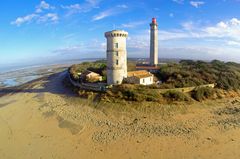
[1,71,240,159]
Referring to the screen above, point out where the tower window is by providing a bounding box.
[116,60,119,65]
[116,51,118,56]
[114,43,118,48]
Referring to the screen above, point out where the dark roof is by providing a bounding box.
[136,65,159,70]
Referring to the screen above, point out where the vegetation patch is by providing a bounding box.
[156,60,240,90]
[69,60,137,82]
[191,87,214,101]
[215,106,240,116]
[69,60,107,81]
[163,90,190,102]
[105,84,163,102]
[67,60,240,104]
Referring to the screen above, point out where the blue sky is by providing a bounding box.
[0,0,240,66]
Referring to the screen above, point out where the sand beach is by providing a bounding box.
[0,70,240,159]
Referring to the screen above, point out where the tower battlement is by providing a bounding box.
[105,30,128,38]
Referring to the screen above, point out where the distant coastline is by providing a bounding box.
[0,58,105,88]
[0,62,77,88]
[0,58,102,74]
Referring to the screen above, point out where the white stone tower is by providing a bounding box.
[105,30,128,85]
[150,18,158,66]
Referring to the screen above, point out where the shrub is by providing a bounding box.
[156,60,240,90]
[69,61,107,81]
[163,90,190,101]
[108,84,163,102]
[191,87,214,101]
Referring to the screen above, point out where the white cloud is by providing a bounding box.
[217,21,228,29]
[121,21,146,28]
[11,13,59,26]
[11,14,38,26]
[53,39,106,58]
[117,4,128,8]
[124,18,240,61]
[86,0,101,6]
[92,5,128,21]
[190,1,205,8]
[11,1,58,26]
[227,41,240,46]
[186,18,240,41]
[35,1,54,13]
[61,4,81,10]
[172,0,184,4]
[52,18,240,62]
[230,18,240,25]
[37,13,59,23]
[203,18,240,40]
[61,0,102,16]
[92,10,111,21]
[181,21,194,30]
[158,18,240,41]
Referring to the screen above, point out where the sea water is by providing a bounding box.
[2,79,18,87]
[0,66,53,88]
[0,58,97,88]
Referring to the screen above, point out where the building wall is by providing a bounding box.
[140,76,153,85]
[158,84,215,93]
[125,76,153,85]
[105,30,128,85]
[124,76,140,85]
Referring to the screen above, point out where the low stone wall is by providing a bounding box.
[159,84,215,93]
[69,71,215,93]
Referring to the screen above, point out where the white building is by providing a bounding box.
[80,70,102,83]
[105,30,128,85]
[125,70,154,85]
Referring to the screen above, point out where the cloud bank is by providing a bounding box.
[11,1,58,26]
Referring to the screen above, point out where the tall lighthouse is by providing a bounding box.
[150,18,158,66]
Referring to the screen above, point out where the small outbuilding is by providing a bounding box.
[80,70,103,83]
[125,70,154,85]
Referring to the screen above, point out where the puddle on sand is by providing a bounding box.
[42,110,56,118]
[57,116,83,135]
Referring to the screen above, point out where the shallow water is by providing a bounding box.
[1,75,41,88]
[0,65,67,88]
[0,59,96,88]
[2,79,18,87]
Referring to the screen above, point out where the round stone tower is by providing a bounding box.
[104,30,128,85]
[150,18,158,66]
